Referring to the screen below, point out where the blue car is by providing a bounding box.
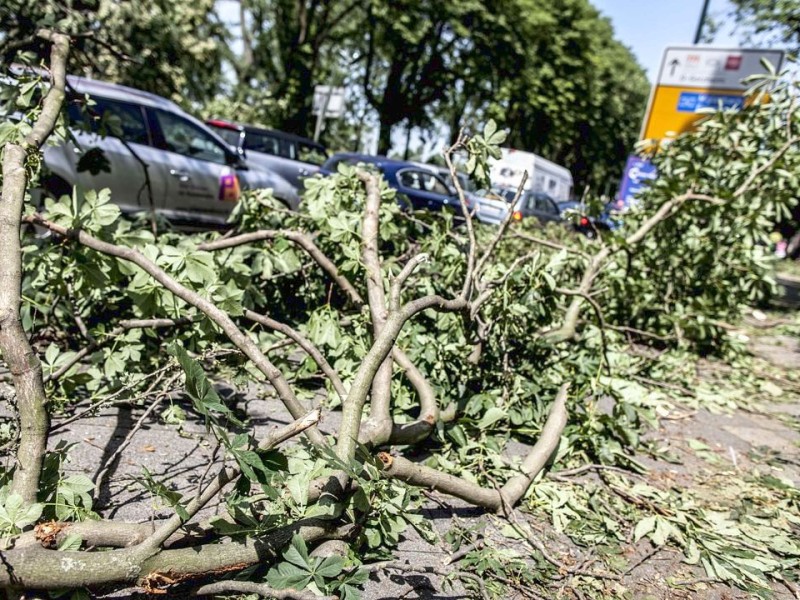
[319,153,472,215]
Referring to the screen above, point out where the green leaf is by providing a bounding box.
[477,406,506,429]
[0,493,43,533]
[267,562,312,590]
[58,533,83,552]
[284,534,311,569]
[483,119,497,141]
[167,343,242,427]
[315,555,344,578]
[633,515,656,542]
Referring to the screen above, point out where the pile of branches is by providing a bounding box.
[0,31,798,597]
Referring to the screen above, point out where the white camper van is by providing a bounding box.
[490,148,573,202]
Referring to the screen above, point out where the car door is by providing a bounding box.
[243,130,315,190]
[396,169,456,213]
[66,96,165,213]
[528,193,561,224]
[148,107,239,219]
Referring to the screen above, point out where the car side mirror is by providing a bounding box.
[228,153,248,170]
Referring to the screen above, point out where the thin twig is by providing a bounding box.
[92,389,171,503]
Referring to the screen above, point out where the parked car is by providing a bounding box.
[206,119,327,192]
[412,162,509,225]
[39,76,299,228]
[319,153,472,215]
[495,188,616,238]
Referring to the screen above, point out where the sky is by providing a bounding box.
[591,0,741,82]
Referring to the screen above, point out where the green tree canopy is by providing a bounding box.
[0,0,226,106]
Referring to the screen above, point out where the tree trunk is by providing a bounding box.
[378,120,393,156]
[276,57,316,137]
[403,121,413,160]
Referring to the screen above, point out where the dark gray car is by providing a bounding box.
[206,119,328,192]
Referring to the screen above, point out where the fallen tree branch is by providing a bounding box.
[24,214,326,448]
[0,520,356,590]
[0,29,70,504]
[379,384,569,510]
[356,170,394,447]
[46,317,194,383]
[474,172,528,280]
[387,348,439,445]
[243,309,347,403]
[198,229,363,305]
[443,131,477,301]
[335,293,469,463]
[191,581,332,599]
[141,408,321,552]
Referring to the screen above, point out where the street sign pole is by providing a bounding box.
[313,87,333,143]
[693,0,711,44]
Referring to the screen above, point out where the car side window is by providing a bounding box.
[210,126,244,149]
[534,194,558,215]
[245,131,280,156]
[297,143,327,166]
[524,193,537,211]
[68,95,149,145]
[154,110,227,165]
[398,170,450,195]
[426,173,452,196]
[398,170,422,189]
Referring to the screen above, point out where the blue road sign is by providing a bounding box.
[618,155,657,208]
[677,92,744,113]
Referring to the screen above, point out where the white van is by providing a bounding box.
[489,149,573,202]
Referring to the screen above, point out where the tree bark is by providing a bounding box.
[380,384,569,511]
[0,521,356,590]
[0,30,69,504]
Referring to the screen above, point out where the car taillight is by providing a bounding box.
[513,211,522,221]
[580,216,589,226]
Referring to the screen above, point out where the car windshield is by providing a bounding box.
[492,187,519,203]
[209,126,242,149]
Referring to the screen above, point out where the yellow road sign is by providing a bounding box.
[642,85,747,140]
[640,46,784,142]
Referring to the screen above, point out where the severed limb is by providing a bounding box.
[0,520,356,590]
[198,229,363,305]
[244,309,347,403]
[23,214,326,447]
[379,384,569,511]
[355,171,394,446]
[0,29,70,504]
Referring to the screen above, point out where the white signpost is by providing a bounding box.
[657,47,785,90]
[312,85,346,142]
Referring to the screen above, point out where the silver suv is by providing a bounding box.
[41,77,300,227]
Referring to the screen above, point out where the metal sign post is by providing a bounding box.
[312,85,346,142]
